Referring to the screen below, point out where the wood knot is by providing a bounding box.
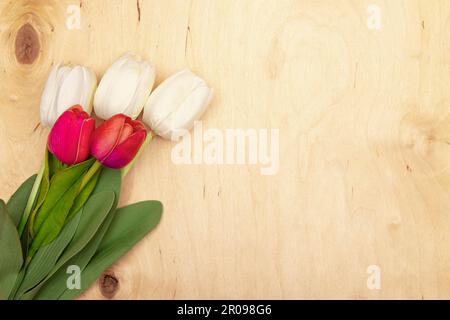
[15,23,40,64]
[99,272,119,299]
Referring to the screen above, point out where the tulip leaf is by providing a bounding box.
[28,158,95,258]
[28,181,81,258]
[92,167,121,199]
[8,268,26,300]
[32,158,95,234]
[96,201,163,252]
[19,191,115,300]
[55,191,115,272]
[32,208,117,300]
[0,200,24,300]
[20,221,31,263]
[58,200,163,300]
[22,149,64,237]
[14,211,81,298]
[19,168,122,300]
[6,175,37,227]
[67,167,103,221]
[88,167,121,226]
[18,152,49,236]
[31,169,122,299]
[48,151,67,176]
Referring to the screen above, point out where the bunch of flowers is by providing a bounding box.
[0,54,212,300]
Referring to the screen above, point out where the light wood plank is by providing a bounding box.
[1,0,450,299]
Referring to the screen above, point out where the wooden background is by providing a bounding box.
[1,0,450,299]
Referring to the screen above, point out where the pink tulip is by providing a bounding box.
[48,105,95,165]
[90,114,147,169]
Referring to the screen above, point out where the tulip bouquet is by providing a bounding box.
[0,54,212,300]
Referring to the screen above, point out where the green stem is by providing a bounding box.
[79,160,102,191]
[18,162,44,236]
[8,267,26,300]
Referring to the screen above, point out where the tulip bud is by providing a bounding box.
[91,114,147,169]
[40,64,97,127]
[142,69,213,140]
[94,54,156,120]
[48,105,95,165]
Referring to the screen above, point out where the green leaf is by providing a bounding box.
[19,191,114,300]
[56,191,115,271]
[23,168,122,300]
[32,209,117,300]
[92,168,121,199]
[0,200,23,299]
[28,182,80,258]
[18,157,47,236]
[33,158,95,234]
[8,268,25,300]
[20,221,30,262]
[6,175,37,227]
[67,167,102,221]
[14,211,81,298]
[48,152,67,177]
[98,201,163,252]
[59,200,163,300]
[28,159,95,258]
[21,149,68,239]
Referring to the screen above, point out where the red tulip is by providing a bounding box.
[91,114,147,169]
[48,105,95,165]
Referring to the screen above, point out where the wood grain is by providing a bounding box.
[1,0,450,299]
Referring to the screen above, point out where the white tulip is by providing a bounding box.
[94,54,155,120]
[142,69,213,140]
[40,64,97,126]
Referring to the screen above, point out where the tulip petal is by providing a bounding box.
[117,123,133,145]
[159,86,213,140]
[75,117,95,164]
[90,114,127,162]
[94,54,141,120]
[48,112,76,165]
[163,84,213,138]
[94,54,154,120]
[111,60,141,110]
[48,106,94,165]
[142,69,196,129]
[40,65,60,126]
[123,61,155,119]
[101,130,146,169]
[56,67,85,117]
[51,66,72,123]
[93,56,128,119]
[79,67,97,115]
[128,117,147,132]
[40,65,97,127]
[90,114,147,169]
[142,69,213,140]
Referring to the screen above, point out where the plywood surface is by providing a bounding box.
[1,0,450,299]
